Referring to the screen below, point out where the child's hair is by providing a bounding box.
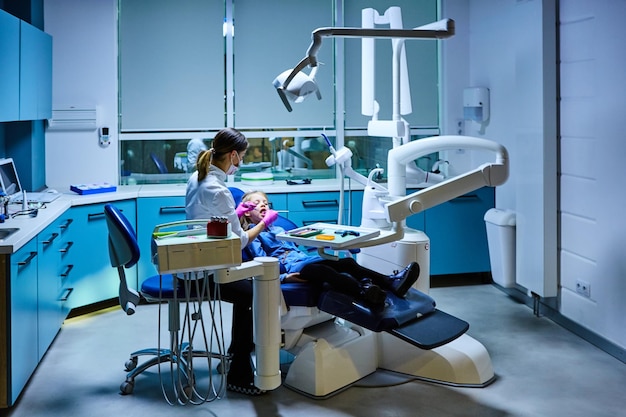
[239,190,269,230]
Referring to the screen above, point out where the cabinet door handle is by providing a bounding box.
[450,194,479,202]
[159,205,185,213]
[87,212,106,220]
[60,264,74,278]
[301,199,339,208]
[59,288,73,302]
[59,241,74,253]
[60,218,74,230]
[303,219,338,226]
[42,232,59,245]
[18,251,38,266]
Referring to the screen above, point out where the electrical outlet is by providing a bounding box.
[456,119,464,136]
[576,279,591,298]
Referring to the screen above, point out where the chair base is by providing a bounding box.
[281,319,495,398]
[120,342,230,397]
[378,333,496,387]
[120,296,230,404]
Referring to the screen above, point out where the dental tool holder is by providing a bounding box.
[152,225,282,394]
[152,220,242,275]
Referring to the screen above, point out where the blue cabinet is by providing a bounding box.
[425,187,494,275]
[37,213,75,359]
[3,213,76,407]
[0,11,52,122]
[136,196,186,283]
[67,200,137,309]
[264,192,287,212]
[287,191,346,227]
[19,20,52,120]
[0,10,20,122]
[9,239,39,406]
[352,187,493,276]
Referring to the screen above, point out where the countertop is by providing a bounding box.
[0,179,369,254]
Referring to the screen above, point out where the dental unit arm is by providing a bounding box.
[274,19,455,112]
[325,135,508,251]
[385,135,509,223]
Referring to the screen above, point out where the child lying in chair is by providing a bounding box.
[236,190,419,307]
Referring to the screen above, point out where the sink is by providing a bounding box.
[0,228,19,241]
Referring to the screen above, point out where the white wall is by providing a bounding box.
[43,0,118,187]
[443,0,559,299]
[442,0,624,351]
[559,0,626,349]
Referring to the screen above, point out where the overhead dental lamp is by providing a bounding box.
[273,18,455,112]
[272,67,321,112]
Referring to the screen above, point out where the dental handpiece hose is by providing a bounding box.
[322,133,337,156]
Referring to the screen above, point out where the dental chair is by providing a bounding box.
[238,211,475,398]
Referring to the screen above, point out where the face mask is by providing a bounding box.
[226,152,240,175]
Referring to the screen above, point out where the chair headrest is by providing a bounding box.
[104,204,141,268]
[228,186,245,206]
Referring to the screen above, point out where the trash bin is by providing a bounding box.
[484,208,516,288]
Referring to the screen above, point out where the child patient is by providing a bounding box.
[237,190,419,307]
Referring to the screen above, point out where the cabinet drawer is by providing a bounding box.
[287,192,341,212]
[288,210,344,227]
[264,192,287,211]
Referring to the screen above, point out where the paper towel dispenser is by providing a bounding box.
[463,87,489,123]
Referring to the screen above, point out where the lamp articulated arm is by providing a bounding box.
[306,18,455,67]
[275,19,455,112]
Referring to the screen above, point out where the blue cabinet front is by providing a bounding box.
[0,10,20,122]
[287,191,347,226]
[136,197,186,282]
[425,187,494,275]
[68,200,137,309]
[37,213,75,359]
[10,239,39,405]
[19,21,52,121]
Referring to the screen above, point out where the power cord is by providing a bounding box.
[10,202,46,218]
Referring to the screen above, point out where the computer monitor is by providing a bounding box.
[0,158,23,199]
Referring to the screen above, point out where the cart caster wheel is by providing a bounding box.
[125,358,137,371]
[216,360,230,374]
[120,380,134,395]
[181,384,194,401]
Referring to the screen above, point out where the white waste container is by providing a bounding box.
[484,208,516,288]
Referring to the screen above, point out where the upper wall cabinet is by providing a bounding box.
[0,10,20,122]
[0,10,52,122]
[19,20,52,121]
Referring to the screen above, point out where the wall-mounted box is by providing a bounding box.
[463,87,490,123]
[47,106,97,131]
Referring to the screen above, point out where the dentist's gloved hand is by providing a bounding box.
[261,209,278,227]
[235,201,256,218]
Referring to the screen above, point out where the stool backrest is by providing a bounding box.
[104,204,141,269]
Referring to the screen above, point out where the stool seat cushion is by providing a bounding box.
[141,274,206,299]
